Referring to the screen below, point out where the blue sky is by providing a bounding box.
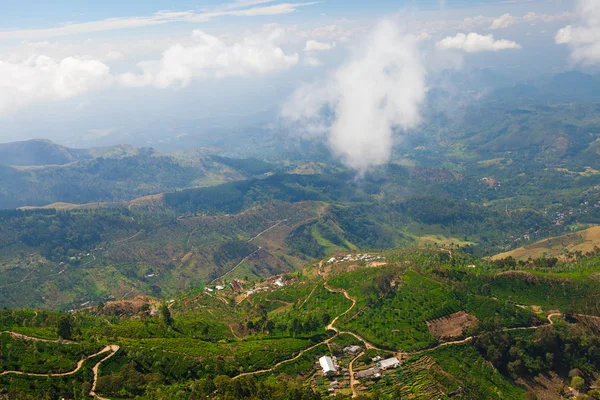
[0,0,568,29]
[0,0,594,149]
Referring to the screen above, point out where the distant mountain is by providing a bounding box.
[549,70,600,92]
[0,139,161,167]
[0,139,89,166]
[487,71,600,105]
[0,139,284,209]
[545,71,600,101]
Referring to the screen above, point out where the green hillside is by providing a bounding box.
[1,248,599,399]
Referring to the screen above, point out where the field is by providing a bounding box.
[492,225,600,260]
[1,247,600,399]
[426,311,478,339]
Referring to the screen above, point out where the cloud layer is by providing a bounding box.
[0,56,110,114]
[121,29,298,88]
[437,33,521,52]
[556,0,600,65]
[0,28,300,114]
[282,20,426,173]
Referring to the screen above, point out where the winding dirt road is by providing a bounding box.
[231,264,382,389]
[232,337,339,380]
[247,219,287,243]
[348,352,363,398]
[90,345,120,400]
[0,331,119,399]
[407,313,563,357]
[2,331,75,344]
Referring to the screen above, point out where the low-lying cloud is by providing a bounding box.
[282,20,426,173]
[437,32,521,52]
[556,0,600,65]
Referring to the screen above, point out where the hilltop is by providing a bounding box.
[492,226,600,261]
[0,139,89,166]
[0,140,279,209]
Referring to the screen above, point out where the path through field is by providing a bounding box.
[0,331,119,399]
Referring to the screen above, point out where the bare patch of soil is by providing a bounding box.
[426,311,478,339]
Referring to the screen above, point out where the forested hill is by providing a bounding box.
[1,172,598,312]
[0,144,278,209]
[0,139,89,166]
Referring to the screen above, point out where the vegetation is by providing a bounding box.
[1,248,600,398]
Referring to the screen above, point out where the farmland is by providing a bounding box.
[1,247,599,399]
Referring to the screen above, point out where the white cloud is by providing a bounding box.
[222,0,277,10]
[415,32,432,41]
[489,13,518,30]
[104,51,125,61]
[282,20,426,173]
[457,11,572,32]
[290,24,365,44]
[304,40,335,52]
[0,3,318,40]
[0,27,301,114]
[304,56,322,66]
[459,16,493,30]
[0,56,110,114]
[523,12,572,24]
[556,0,600,65]
[120,29,298,88]
[437,33,521,52]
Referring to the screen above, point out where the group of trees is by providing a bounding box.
[1,209,139,262]
[472,318,600,392]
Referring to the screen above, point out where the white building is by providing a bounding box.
[377,357,400,370]
[343,345,361,354]
[319,356,337,375]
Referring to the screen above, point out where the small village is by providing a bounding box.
[327,253,386,265]
[313,346,403,397]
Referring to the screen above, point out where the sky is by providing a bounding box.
[0,0,598,167]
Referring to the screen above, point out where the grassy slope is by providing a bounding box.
[1,248,600,398]
[491,225,600,260]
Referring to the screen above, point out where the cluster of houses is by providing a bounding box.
[318,352,401,379]
[343,345,361,355]
[205,276,290,297]
[354,357,401,381]
[246,277,287,296]
[205,279,246,293]
[315,353,402,397]
[327,254,385,264]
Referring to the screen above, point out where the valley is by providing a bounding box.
[1,69,600,399]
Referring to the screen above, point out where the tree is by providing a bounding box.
[160,304,173,328]
[57,316,72,340]
[571,376,585,391]
[140,303,151,327]
[289,318,301,336]
[264,320,275,333]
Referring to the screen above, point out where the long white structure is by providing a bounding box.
[319,356,336,375]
